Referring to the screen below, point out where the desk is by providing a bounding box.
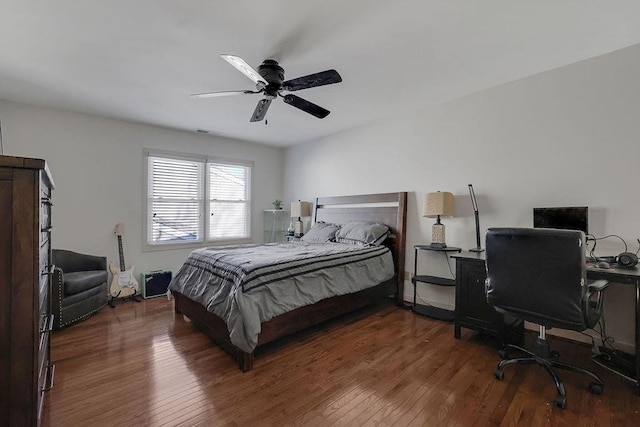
[452,252,523,345]
[452,252,640,396]
[586,262,640,394]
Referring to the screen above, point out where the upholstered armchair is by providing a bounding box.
[52,249,109,329]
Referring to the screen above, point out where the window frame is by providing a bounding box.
[143,148,253,252]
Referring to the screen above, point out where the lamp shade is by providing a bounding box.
[423,192,454,218]
[291,201,311,218]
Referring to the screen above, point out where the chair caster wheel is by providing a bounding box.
[553,395,567,409]
[498,349,507,359]
[494,369,504,380]
[589,382,603,395]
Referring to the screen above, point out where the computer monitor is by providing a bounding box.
[533,206,589,235]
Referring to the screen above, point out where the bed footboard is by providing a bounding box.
[172,278,394,372]
[173,291,255,371]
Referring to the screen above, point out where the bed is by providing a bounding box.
[171,192,407,371]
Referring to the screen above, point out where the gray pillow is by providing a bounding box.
[335,221,390,246]
[300,221,340,243]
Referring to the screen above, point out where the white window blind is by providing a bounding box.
[208,162,251,240]
[145,150,252,248]
[148,156,204,244]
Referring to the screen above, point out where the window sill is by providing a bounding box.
[142,238,253,253]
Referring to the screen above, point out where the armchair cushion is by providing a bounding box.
[62,270,108,295]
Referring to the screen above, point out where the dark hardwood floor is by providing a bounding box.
[42,297,638,426]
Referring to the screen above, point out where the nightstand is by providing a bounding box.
[264,209,290,243]
[412,245,461,321]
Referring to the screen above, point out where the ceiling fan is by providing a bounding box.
[192,54,342,122]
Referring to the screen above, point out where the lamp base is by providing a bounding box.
[429,242,447,249]
[431,222,446,248]
[294,219,304,237]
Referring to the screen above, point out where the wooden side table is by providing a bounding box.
[412,245,461,321]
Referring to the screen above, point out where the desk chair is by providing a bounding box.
[485,228,609,409]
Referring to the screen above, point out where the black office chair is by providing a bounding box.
[485,228,609,408]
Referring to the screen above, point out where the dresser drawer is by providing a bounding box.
[38,313,53,395]
[39,283,49,318]
[40,200,51,228]
[40,199,51,227]
[38,331,48,379]
[39,314,53,349]
[40,226,52,247]
[37,360,54,423]
[39,246,52,310]
[40,235,51,271]
[40,181,52,200]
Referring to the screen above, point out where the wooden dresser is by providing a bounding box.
[0,155,55,426]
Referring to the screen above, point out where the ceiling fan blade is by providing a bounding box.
[221,54,267,88]
[282,69,342,91]
[250,98,273,122]
[282,94,330,119]
[191,90,260,98]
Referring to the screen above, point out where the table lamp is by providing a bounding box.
[423,191,454,248]
[291,200,311,237]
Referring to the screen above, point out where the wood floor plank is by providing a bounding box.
[41,298,639,426]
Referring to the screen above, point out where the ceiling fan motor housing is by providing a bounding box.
[258,60,284,98]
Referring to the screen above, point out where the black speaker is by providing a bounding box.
[616,252,638,268]
[141,270,172,298]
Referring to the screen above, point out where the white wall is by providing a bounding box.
[0,100,284,275]
[284,44,640,351]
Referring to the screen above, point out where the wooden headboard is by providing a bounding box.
[313,192,408,305]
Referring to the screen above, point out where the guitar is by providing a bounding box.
[109,222,139,299]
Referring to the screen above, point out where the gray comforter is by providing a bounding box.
[169,241,394,352]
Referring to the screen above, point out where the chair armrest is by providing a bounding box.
[588,279,609,292]
[583,279,609,329]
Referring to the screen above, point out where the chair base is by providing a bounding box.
[494,341,604,409]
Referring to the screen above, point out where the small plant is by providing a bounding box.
[272,199,283,209]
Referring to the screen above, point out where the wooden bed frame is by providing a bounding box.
[173,191,407,372]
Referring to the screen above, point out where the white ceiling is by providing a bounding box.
[2,1,640,147]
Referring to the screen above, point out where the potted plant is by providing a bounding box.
[272,199,283,210]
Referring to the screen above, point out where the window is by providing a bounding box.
[208,161,251,240]
[144,149,252,249]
